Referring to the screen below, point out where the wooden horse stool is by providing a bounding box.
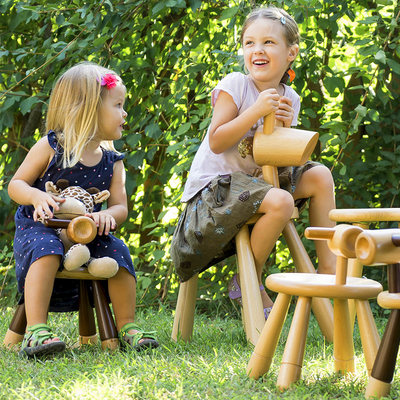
[247,224,382,389]
[4,216,119,351]
[355,228,400,399]
[172,113,334,345]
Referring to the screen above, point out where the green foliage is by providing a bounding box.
[0,0,399,304]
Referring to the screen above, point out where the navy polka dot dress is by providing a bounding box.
[14,131,136,312]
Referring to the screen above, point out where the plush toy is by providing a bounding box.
[45,179,119,279]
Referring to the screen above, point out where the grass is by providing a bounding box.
[0,302,398,400]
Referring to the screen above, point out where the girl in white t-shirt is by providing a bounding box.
[170,7,336,319]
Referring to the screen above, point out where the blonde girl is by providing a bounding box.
[170,7,336,319]
[9,62,158,357]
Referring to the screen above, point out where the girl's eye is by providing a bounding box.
[245,40,253,46]
[265,40,273,44]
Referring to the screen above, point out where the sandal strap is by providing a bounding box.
[119,322,157,345]
[22,324,57,348]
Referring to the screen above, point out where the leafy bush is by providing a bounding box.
[0,0,399,305]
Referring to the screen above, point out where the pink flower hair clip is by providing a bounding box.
[99,74,118,89]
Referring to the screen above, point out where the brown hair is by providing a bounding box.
[241,7,300,83]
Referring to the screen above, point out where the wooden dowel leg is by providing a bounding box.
[333,298,354,373]
[78,280,97,345]
[247,293,291,379]
[366,263,400,399]
[92,280,119,350]
[355,299,380,374]
[347,257,364,333]
[283,221,334,342]
[277,296,312,390]
[347,222,367,330]
[365,309,400,399]
[3,303,27,348]
[236,225,265,346]
[171,274,198,342]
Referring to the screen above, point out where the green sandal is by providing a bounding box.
[118,322,159,352]
[19,323,66,358]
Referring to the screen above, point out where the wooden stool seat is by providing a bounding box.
[266,273,382,300]
[247,224,381,390]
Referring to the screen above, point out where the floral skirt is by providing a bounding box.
[170,162,319,282]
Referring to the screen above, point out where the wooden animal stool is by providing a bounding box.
[171,114,333,344]
[4,216,119,351]
[247,224,382,389]
[172,114,334,345]
[355,228,400,399]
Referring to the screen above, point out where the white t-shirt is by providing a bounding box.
[181,72,301,202]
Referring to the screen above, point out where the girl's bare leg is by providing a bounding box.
[108,267,136,331]
[24,254,61,343]
[108,267,155,344]
[251,188,295,307]
[293,165,336,274]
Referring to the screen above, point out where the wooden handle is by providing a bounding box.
[67,216,97,244]
[355,229,400,265]
[304,227,335,241]
[263,113,276,135]
[306,225,363,258]
[43,218,71,229]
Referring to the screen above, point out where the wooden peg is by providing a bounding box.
[355,229,400,265]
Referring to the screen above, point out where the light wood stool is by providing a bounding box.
[247,224,382,389]
[172,114,334,345]
[355,228,400,399]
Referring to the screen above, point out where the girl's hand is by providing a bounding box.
[86,211,116,236]
[32,192,65,221]
[275,96,294,128]
[253,88,280,119]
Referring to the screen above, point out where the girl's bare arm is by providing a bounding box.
[208,89,280,154]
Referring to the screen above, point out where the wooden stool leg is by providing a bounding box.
[3,303,27,348]
[92,280,119,350]
[366,309,400,399]
[171,274,198,342]
[247,293,291,379]
[78,280,97,345]
[333,298,354,373]
[347,257,364,330]
[283,222,334,343]
[277,296,312,390]
[236,224,265,346]
[355,299,380,374]
[366,263,400,399]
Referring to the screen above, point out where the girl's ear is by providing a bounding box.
[288,44,299,61]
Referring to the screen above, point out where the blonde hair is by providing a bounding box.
[241,7,300,83]
[46,62,123,168]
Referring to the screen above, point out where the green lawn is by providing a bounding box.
[0,303,398,399]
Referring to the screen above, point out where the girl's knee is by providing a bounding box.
[305,165,334,191]
[262,188,294,218]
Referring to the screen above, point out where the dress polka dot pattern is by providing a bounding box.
[14,131,135,312]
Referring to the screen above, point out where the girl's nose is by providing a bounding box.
[123,109,127,117]
[254,43,265,53]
